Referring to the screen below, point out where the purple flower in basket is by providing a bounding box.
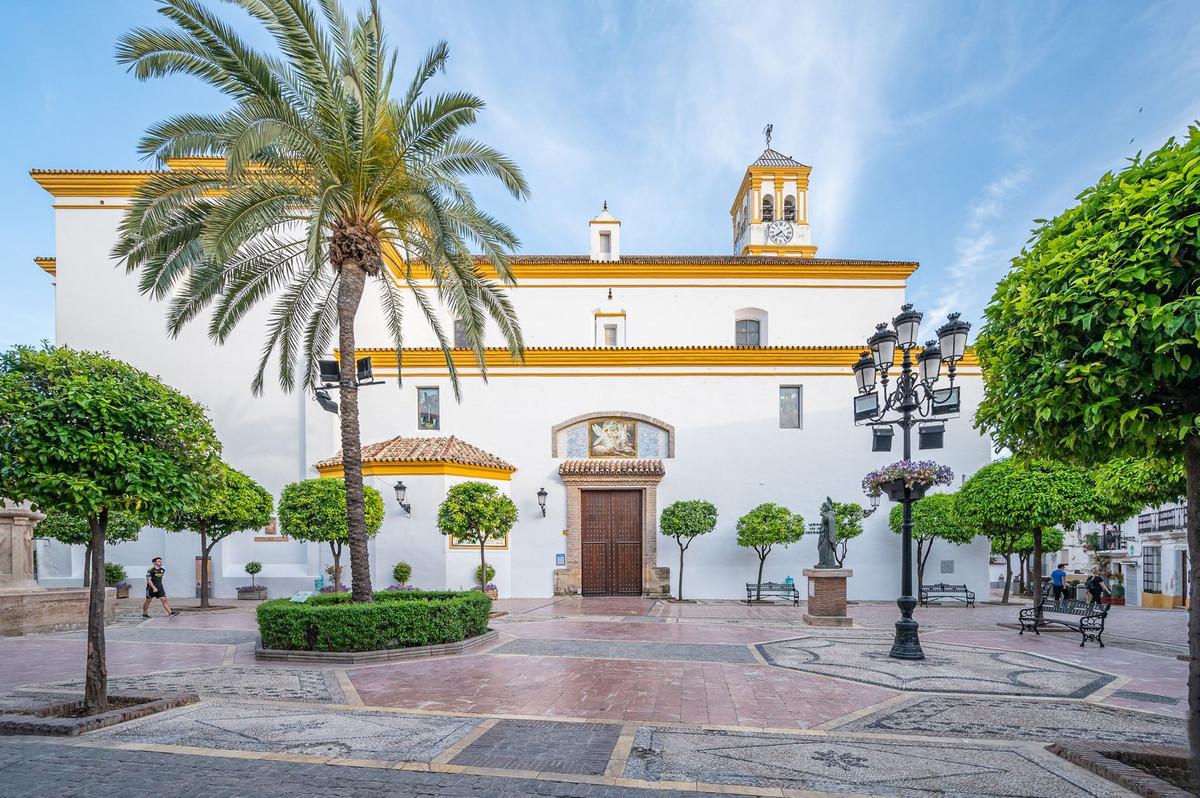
[862,460,953,497]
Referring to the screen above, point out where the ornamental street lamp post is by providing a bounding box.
[852,305,970,660]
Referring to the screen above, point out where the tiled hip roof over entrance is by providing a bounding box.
[558,459,665,477]
[315,435,515,479]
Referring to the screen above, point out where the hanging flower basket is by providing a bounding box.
[863,460,953,502]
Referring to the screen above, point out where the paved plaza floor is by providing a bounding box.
[0,594,1188,796]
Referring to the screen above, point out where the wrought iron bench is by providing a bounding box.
[919,582,976,607]
[745,582,800,605]
[1018,597,1110,647]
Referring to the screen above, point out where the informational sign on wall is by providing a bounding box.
[555,553,566,566]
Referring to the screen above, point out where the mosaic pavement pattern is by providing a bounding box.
[492,637,757,664]
[450,719,623,775]
[624,726,1129,797]
[42,667,345,703]
[835,694,1187,745]
[88,701,480,761]
[757,634,1115,697]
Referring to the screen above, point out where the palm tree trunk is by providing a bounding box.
[1184,432,1200,788]
[337,260,372,603]
[85,509,108,715]
[199,527,210,609]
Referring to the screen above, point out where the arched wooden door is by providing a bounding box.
[580,489,642,596]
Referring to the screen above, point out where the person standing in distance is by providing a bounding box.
[142,557,179,618]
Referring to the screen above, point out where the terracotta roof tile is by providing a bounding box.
[558,459,665,477]
[315,435,514,471]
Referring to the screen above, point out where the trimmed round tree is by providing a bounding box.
[437,481,517,593]
[832,501,868,568]
[736,503,805,601]
[0,345,219,714]
[971,128,1200,776]
[164,462,273,607]
[1094,457,1186,524]
[887,493,974,588]
[956,459,1096,603]
[278,479,383,591]
[34,510,143,588]
[660,500,718,600]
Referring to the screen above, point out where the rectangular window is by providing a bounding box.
[599,231,611,256]
[604,324,618,347]
[1144,546,1162,593]
[417,387,440,430]
[779,386,802,428]
[736,319,761,347]
[453,319,468,349]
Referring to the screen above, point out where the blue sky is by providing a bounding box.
[3,1,1199,350]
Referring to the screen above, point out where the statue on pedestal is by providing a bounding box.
[816,496,838,569]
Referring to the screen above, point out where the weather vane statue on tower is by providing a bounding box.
[763,123,773,149]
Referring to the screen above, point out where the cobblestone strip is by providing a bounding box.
[604,724,637,777]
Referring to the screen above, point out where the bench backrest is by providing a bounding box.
[1039,598,1106,617]
[749,582,794,590]
[922,583,968,592]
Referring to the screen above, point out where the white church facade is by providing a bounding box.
[29,144,993,602]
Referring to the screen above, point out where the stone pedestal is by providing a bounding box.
[803,567,853,627]
[0,507,114,635]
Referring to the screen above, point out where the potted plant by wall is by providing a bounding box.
[386,561,417,591]
[475,564,498,599]
[1110,573,1126,606]
[863,460,954,502]
[237,561,266,600]
[104,562,130,599]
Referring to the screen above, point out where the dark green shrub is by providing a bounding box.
[256,590,491,652]
[392,561,412,584]
[104,562,127,586]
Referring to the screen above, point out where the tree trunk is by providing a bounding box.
[199,527,210,609]
[916,539,927,588]
[1184,432,1200,788]
[330,541,342,590]
[755,551,766,601]
[479,543,487,591]
[84,509,108,715]
[1017,553,1028,594]
[337,261,372,603]
[1001,552,1012,604]
[1032,528,1044,620]
[677,540,685,601]
[83,543,92,588]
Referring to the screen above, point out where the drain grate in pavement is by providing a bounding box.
[450,719,621,775]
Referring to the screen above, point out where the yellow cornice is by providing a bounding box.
[316,460,514,480]
[33,256,56,277]
[740,244,820,258]
[31,158,226,198]
[594,312,626,317]
[348,346,980,371]
[589,219,621,226]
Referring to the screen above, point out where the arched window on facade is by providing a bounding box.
[761,195,774,222]
[783,195,796,221]
[735,319,761,347]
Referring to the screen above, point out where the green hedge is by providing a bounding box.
[256,590,491,652]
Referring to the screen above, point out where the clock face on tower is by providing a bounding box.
[767,220,794,244]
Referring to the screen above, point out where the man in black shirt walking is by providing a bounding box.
[142,557,179,618]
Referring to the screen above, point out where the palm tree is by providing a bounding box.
[113,0,528,602]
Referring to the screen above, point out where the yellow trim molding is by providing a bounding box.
[348,346,979,370]
[34,256,56,277]
[741,244,820,258]
[594,312,627,317]
[316,460,514,480]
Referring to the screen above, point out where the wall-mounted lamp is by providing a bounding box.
[863,491,881,518]
[393,480,411,516]
[537,487,548,517]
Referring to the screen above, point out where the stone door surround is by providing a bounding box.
[553,459,670,598]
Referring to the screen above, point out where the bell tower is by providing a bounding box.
[730,126,817,257]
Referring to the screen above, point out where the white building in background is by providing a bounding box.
[28,143,993,601]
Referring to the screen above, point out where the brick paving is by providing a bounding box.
[0,739,753,798]
[493,637,759,664]
[451,719,622,775]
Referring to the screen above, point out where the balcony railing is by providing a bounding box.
[1136,504,1188,536]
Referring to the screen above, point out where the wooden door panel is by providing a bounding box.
[580,489,642,596]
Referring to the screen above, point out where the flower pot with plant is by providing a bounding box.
[863,460,954,502]
[237,561,266,600]
[104,562,130,599]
